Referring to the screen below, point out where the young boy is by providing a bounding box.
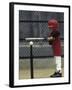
[48,19,62,77]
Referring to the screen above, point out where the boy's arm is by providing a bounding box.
[48,36,55,45]
[48,31,60,45]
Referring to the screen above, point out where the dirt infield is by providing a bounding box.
[19,68,64,79]
[19,57,64,79]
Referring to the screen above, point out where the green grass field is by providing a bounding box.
[19,57,64,79]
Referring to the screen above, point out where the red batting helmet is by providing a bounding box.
[48,19,59,30]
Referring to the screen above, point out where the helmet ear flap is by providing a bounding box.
[48,19,59,30]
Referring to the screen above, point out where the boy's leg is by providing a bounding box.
[55,56,61,72]
[50,56,62,77]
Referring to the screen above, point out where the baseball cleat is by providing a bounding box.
[50,71,62,77]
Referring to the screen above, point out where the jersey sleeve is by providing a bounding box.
[50,31,60,38]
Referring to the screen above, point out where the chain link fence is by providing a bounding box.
[19,10,64,58]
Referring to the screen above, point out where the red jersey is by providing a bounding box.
[49,30,61,56]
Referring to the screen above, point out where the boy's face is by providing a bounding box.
[48,23,58,31]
